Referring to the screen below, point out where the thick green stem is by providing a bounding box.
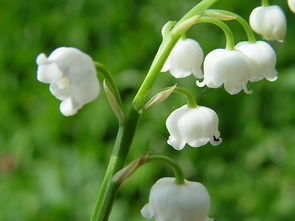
[132,0,218,110]
[208,9,256,43]
[146,155,185,185]
[173,87,197,108]
[90,108,141,221]
[197,16,235,50]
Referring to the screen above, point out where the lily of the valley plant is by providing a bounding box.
[35,0,291,220]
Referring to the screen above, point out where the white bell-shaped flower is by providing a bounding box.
[161,38,204,78]
[166,105,221,150]
[249,5,286,42]
[141,177,213,221]
[235,41,278,82]
[196,49,252,95]
[36,47,100,116]
[288,0,295,13]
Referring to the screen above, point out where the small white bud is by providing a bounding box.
[249,5,287,42]
[141,177,213,221]
[36,47,100,116]
[161,39,204,79]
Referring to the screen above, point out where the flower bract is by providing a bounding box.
[166,105,221,150]
[235,41,278,82]
[197,49,252,95]
[36,47,100,116]
[161,38,204,78]
[249,5,286,42]
[141,177,213,221]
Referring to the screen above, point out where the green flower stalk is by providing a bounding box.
[146,155,185,185]
[206,9,256,43]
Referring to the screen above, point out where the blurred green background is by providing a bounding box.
[0,0,294,220]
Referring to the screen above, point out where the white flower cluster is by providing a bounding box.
[34,3,292,221]
[162,38,278,95]
[161,4,287,151]
[162,37,278,150]
[161,3,287,96]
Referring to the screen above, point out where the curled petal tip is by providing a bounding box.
[193,68,204,79]
[141,203,154,219]
[227,89,239,95]
[167,136,185,151]
[196,80,206,87]
[278,39,284,43]
[60,97,79,116]
[243,83,252,94]
[243,81,252,94]
[266,75,278,82]
[36,53,49,65]
[210,136,222,146]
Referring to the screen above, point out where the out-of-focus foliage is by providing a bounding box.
[0,0,294,220]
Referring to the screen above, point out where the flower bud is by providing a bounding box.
[36,47,100,116]
[141,177,213,221]
[235,41,278,82]
[288,0,295,13]
[249,5,286,42]
[166,105,221,150]
[197,49,252,95]
[161,39,204,78]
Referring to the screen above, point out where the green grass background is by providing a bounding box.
[0,0,294,220]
